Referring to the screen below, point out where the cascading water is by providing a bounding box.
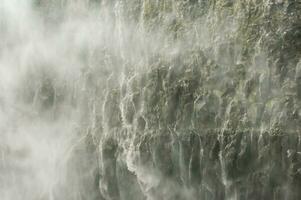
[0,0,301,200]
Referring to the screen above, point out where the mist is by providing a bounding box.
[1,0,301,200]
[0,1,104,199]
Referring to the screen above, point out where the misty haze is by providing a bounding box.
[0,0,301,200]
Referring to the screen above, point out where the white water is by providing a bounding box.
[1,1,300,200]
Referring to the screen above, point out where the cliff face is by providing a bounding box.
[83,1,301,199]
[1,0,301,200]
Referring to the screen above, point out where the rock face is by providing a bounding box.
[76,1,300,200]
[1,0,301,200]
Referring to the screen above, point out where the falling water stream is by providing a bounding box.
[0,0,301,200]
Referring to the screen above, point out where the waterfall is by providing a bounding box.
[0,0,301,199]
